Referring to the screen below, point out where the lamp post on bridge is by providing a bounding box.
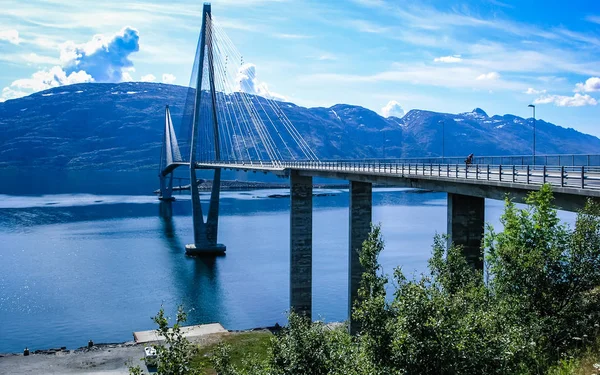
[381,131,390,159]
[528,104,536,165]
[440,120,445,161]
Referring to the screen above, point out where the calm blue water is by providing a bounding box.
[0,170,576,353]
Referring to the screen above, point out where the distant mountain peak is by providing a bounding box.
[471,108,488,117]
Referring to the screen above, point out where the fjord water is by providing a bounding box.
[0,170,576,353]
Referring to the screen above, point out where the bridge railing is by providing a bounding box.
[276,161,600,190]
[314,154,600,166]
[195,154,600,167]
[196,160,600,191]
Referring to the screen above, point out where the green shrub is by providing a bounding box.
[210,185,600,374]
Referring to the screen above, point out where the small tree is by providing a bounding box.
[129,306,199,375]
[486,185,600,362]
[352,224,395,373]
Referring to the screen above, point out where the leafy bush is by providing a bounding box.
[129,306,200,375]
[208,185,600,374]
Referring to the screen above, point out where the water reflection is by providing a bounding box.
[158,200,223,325]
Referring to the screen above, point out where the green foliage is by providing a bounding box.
[198,332,272,374]
[352,224,395,373]
[486,185,600,366]
[127,363,144,375]
[190,185,600,375]
[387,234,526,375]
[153,306,199,375]
[129,306,199,375]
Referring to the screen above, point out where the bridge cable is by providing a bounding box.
[211,19,283,165]
[211,18,318,162]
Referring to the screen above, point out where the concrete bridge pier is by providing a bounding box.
[289,171,313,318]
[447,193,485,270]
[348,180,372,335]
[185,167,226,256]
[159,173,175,201]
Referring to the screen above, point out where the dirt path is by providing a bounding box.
[0,343,148,375]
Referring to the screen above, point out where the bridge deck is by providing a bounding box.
[192,161,600,211]
[196,162,286,174]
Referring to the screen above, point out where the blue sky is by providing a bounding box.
[1,0,600,136]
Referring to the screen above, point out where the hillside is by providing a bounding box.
[0,82,598,170]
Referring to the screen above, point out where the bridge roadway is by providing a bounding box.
[194,160,600,211]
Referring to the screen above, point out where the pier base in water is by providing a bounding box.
[185,243,226,256]
[158,196,176,202]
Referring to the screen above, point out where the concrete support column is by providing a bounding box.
[185,167,225,255]
[206,168,222,245]
[348,180,372,335]
[158,173,174,201]
[290,171,313,319]
[447,193,485,270]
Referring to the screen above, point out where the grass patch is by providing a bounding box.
[548,337,600,375]
[191,330,272,374]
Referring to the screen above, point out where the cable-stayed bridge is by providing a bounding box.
[157,3,600,331]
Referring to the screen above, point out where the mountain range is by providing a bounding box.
[0,82,598,171]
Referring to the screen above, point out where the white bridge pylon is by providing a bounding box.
[164,105,182,167]
[158,105,186,201]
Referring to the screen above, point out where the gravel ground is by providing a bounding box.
[0,343,149,375]
[0,332,240,374]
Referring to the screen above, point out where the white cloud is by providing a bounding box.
[0,52,60,65]
[318,54,337,61]
[273,33,312,39]
[22,53,61,65]
[0,87,28,102]
[1,66,93,101]
[434,55,462,63]
[574,77,600,93]
[121,72,134,82]
[0,29,20,44]
[10,66,93,91]
[236,63,286,101]
[381,100,405,118]
[524,87,546,95]
[476,72,500,80]
[1,26,142,101]
[60,26,140,82]
[301,64,525,92]
[141,74,156,82]
[586,15,600,25]
[534,93,597,107]
[348,19,391,34]
[162,73,176,84]
[350,0,387,7]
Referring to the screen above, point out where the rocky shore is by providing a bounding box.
[0,328,271,374]
[0,341,144,375]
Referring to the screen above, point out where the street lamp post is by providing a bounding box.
[528,104,536,165]
[440,120,445,161]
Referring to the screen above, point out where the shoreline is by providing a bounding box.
[0,324,280,357]
[154,179,350,194]
[0,325,278,375]
[155,179,435,194]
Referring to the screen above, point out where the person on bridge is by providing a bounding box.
[465,153,474,166]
